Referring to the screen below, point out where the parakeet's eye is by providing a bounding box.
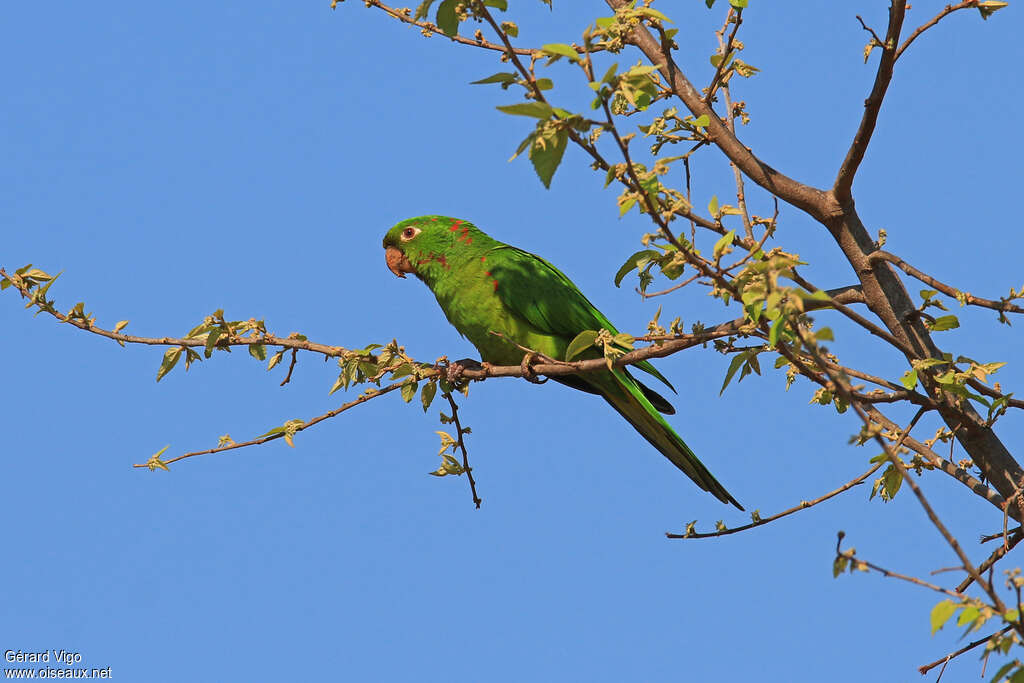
[400,227,420,241]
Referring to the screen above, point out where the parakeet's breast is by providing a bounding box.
[429,250,565,365]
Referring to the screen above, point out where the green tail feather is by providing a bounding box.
[602,371,743,510]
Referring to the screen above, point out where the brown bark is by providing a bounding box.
[606,0,1024,517]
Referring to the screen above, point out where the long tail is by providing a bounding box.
[599,370,743,510]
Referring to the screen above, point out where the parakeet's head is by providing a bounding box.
[382,215,483,279]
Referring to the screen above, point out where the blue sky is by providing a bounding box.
[2,2,1021,681]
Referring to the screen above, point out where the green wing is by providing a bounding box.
[487,246,676,396]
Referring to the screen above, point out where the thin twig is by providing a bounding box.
[898,1,978,60]
[835,532,968,599]
[918,625,1013,676]
[280,348,299,386]
[956,532,1024,594]
[134,380,409,467]
[638,272,702,299]
[667,462,883,539]
[364,0,535,55]
[834,2,908,204]
[704,7,743,106]
[444,392,482,508]
[868,250,1024,316]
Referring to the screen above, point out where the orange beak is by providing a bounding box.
[385,246,415,278]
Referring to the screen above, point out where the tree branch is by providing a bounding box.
[444,392,482,508]
[918,625,1014,677]
[834,1,907,204]
[667,461,882,540]
[835,532,969,600]
[898,1,979,60]
[869,250,1024,316]
[605,0,830,221]
[956,529,1024,594]
[363,0,535,55]
[135,379,409,467]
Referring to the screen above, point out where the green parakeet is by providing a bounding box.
[383,215,741,509]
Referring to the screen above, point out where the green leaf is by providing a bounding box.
[436,0,459,36]
[930,315,960,331]
[729,0,748,7]
[146,445,171,472]
[541,43,580,63]
[566,330,599,361]
[619,196,637,217]
[113,320,129,334]
[720,352,747,395]
[483,0,507,9]
[421,381,437,412]
[978,1,1009,19]
[709,53,732,68]
[930,600,957,635]
[401,380,418,403]
[769,315,787,347]
[814,327,834,342]
[156,347,182,382]
[991,662,1018,683]
[204,327,223,358]
[530,128,568,188]
[471,72,518,85]
[899,369,918,390]
[957,605,980,628]
[882,465,903,500]
[267,350,285,371]
[693,114,710,128]
[614,249,660,287]
[713,230,736,259]
[708,195,720,218]
[496,102,555,119]
[413,0,435,20]
[249,343,266,361]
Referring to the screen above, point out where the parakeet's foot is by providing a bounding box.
[519,352,548,385]
[445,358,488,383]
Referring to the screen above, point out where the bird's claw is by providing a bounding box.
[520,352,548,385]
[445,358,486,384]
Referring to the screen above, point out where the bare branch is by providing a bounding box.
[279,348,299,387]
[444,392,482,508]
[898,1,979,60]
[869,250,1024,316]
[704,8,743,106]
[826,285,866,306]
[667,461,882,540]
[834,1,908,204]
[135,379,409,467]
[835,532,968,599]
[957,529,1024,593]
[918,625,1013,676]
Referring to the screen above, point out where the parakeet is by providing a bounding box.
[383,215,741,509]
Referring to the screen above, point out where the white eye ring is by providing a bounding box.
[400,227,421,242]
